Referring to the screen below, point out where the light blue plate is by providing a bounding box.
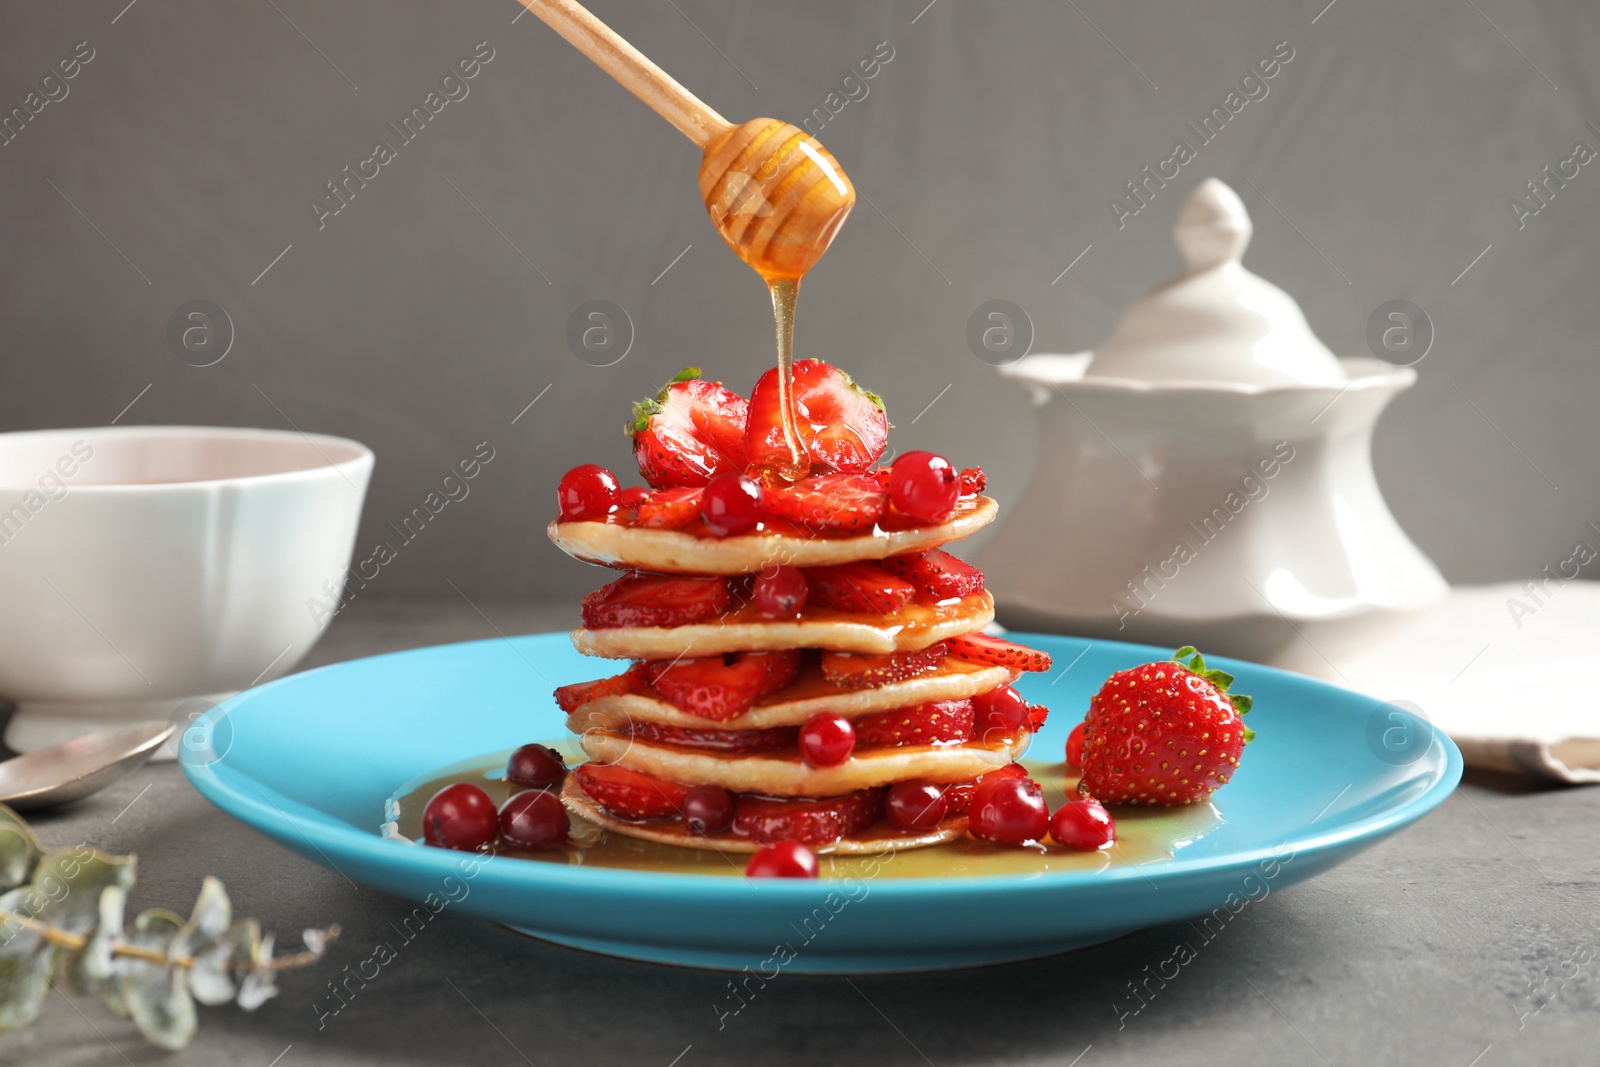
[180,632,1460,973]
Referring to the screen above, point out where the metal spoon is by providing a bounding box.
[0,721,174,811]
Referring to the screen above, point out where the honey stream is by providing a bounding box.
[766,277,807,482]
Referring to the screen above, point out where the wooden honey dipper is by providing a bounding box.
[522,0,856,480]
[520,0,856,283]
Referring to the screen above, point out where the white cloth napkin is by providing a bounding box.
[1333,582,1600,783]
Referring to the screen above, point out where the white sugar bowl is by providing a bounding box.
[977,179,1446,674]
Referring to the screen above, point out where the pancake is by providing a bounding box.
[572,591,994,658]
[548,495,997,575]
[560,776,969,854]
[577,728,1030,796]
[567,658,1015,731]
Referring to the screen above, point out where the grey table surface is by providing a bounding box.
[4,598,1596,1067]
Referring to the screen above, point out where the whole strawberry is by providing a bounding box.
[1079,646,1254,805]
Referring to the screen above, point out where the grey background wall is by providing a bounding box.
[2,0,1596,604]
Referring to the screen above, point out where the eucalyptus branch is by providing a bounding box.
[0,804,336,1051]
[0,910,340,970]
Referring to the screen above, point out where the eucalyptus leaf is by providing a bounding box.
[66,884,127,997]
[0,903,51,1034]
[300,928,333,958]
[225,918,263,964]
[28,848,136,937]
[188,944,237,1007]
[0,932,51,1032]
[0,807,42,894]
[117,909,196,1051]
[0,885,47,954]
[235,932,277,1012]
[171,877,237,1005]
[172,877,231,955]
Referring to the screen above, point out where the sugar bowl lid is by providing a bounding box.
[1083,178,1347,387]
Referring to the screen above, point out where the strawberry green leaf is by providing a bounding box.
[1175,647,1257,731]
[653,367,702,403]
[1242,725,1257,743]
[628,368,702,436]
[838,367,889,423]
[624,397,662,437]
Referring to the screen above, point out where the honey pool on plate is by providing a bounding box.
[387,746,1224,879]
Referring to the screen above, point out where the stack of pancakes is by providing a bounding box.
[547,492,1053,853]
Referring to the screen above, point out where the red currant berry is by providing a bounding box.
[615,486,651,511]
[506,743,566,790]
[968,776,1049,846]
[699,473,763,537]
[886,780,949,832]
[972,684,1029,743]
[798,713,855,767]
[1066,722,1086,768]
[752,565,808,618]
[888,451,959,524]
[682,784,734,835]
[498,789,568,850]
[557,464,620,522]
[746,840,819,878]
[422,783,498,851]
[1051,796,1116,851]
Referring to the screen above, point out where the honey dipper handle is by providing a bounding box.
[519,0,729,147]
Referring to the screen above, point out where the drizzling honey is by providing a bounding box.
[516,3,856,483]
[698,118,856,482]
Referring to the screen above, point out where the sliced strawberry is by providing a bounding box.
[733,788,886,845]
[581,572,730,629]
[942,763,1029,816]
[553,663,645,712]
[1026,703,1049,731]
[880,550,985,599]
[574,762,691,820]
[820,643,948,689]
[626,368,748,489]
[645,649,802,721]
[946,633,1053,672]
[745,359,889,475]
[959,467,986,495]
[625,720,799,754]
[761,472,887,536]
[805,562,916,614]
[854,699,974,746]
[634,486,702,529]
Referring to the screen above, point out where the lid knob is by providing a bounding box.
[1174,178,1251,273]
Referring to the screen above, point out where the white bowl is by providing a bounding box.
[0,426,373,750]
